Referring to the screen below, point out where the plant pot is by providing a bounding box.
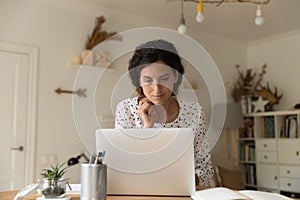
[38,178,68,198]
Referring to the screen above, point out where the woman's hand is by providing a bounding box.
[137,98,154,128]
[137,97,167,128]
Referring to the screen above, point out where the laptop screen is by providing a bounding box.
[95,128,196,196]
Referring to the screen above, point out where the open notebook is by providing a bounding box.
[191,187,292,200]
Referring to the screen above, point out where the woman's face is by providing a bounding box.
[140,61,178,105]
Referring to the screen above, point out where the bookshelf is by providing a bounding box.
[238,109,300,197]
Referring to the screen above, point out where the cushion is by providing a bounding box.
[216,165,245,190]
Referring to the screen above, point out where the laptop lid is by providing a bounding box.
[95,128,196,197]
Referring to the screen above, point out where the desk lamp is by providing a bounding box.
[67,153,89,166]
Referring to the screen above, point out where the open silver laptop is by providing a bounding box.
[95,128,196,197]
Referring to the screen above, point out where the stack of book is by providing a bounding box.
[281,115,298,138]
[239,142,255,162]
[245,164,256,185]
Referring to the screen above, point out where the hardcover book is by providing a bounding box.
[191,187,292,200]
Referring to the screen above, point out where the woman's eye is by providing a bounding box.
[160,75,171,82]
[143,79,152,84]
[161,77,169,81]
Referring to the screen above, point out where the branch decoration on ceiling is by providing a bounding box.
[168,0,270,6]
[169,0,270,34]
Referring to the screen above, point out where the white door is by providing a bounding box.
[0,50,31,191]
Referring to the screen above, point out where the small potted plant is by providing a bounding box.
[38,162,70,198]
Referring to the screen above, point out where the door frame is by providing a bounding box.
[0,41,38,185]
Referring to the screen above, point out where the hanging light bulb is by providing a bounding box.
[255,5,264,26]
[177,0,187,34]
[178,17,187,34]
[196,0,204,23]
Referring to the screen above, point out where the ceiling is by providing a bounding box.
[95,0,300,42]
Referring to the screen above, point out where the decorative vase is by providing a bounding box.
[37,178,69,198]
[240,96,247,114]
[247,96,252,113]
[81,50,94,66]
[240,95,252,114]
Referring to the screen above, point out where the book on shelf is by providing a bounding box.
[264,116,275,138]
[260,117,265,138]
[243,118,254,138]
[244,144,249,161]
[245,164,256,185]
[249,165,256,185]
[280,117,285,138]
[239,142,255,162]
[191,187,292,200]
[249,144,255,161]
[283,115,298,138]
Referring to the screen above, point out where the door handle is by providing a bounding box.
[10,146,24,152]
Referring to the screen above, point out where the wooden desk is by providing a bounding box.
[0,190,191,200]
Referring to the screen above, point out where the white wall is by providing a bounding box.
[0,0,109,183]
[0,0,247,183]
[248,30,300,110]
[189,30,248,104]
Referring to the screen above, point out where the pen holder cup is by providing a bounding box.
[80,163,107,200]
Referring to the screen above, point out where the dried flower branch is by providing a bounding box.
[85,16,117,50]
[253,63,267,90]
[232,64,257,102]
[232,64,267,102]
[232,63,282,111]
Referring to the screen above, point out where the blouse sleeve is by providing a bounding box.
[194,106,216,188]
[114,100,131,129]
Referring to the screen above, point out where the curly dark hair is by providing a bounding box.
[128,39,185,96]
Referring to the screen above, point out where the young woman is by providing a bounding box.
[115,39,215,189]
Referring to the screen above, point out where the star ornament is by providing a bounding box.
[251,96,269,113]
